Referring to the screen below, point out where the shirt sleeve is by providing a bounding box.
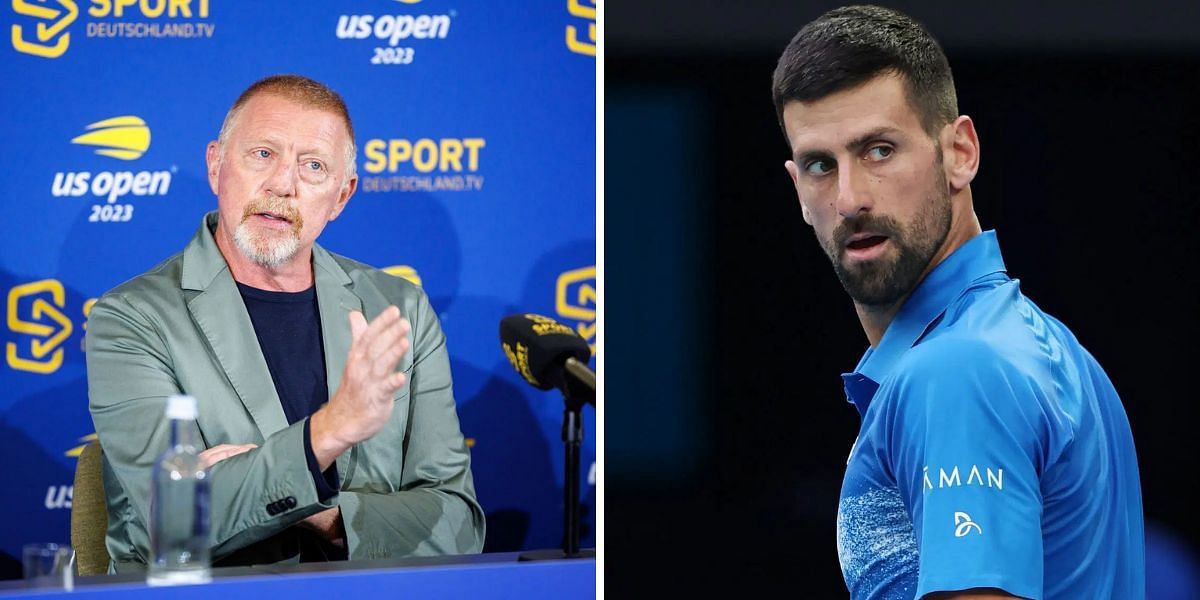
[884,338,1064,600]
[303,417,340,502]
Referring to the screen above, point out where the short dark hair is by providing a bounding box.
[771,5,957,140]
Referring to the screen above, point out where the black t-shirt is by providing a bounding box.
[236,282,344,561]
[237,282,329,425]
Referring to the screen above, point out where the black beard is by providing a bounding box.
[823,173,952,308]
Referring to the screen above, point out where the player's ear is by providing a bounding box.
[943,116,979,191]
[785,160,813,225]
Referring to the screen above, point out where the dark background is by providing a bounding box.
[606,1,1200,597]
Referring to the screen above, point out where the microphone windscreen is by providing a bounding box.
[499,314,591,390]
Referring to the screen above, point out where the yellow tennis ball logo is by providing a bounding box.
[71,116,152,161]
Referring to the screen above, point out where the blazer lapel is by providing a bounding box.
[313,245,361,480]
[181,213,289,440]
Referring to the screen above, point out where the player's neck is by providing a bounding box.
[855,206,983,348]
[855,300,906,348]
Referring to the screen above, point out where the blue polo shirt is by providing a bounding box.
[836,231,1144,600]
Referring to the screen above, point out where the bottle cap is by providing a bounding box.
[165,395,197,420]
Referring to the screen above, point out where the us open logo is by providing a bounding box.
[50,115,175,223]
[334,0,455,66]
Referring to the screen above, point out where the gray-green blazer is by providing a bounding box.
[86,211,485,571]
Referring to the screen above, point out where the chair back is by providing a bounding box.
[71,440,111,576]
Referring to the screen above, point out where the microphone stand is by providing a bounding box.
[519,370,596,561]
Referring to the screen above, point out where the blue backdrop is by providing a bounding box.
[0,0,597,567]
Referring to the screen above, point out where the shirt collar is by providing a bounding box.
[840,230,1008,414]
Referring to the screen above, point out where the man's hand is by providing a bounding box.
[298,507,345,548]
[198,443,258,470]
[310,306,411,470]
[201,441,343,547]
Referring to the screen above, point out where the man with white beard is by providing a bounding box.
[86,74,485,571]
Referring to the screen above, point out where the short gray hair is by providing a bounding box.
[217,74,357,179]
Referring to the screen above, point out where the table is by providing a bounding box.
[0,551,597,599]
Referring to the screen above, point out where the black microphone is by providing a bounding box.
[500,312,597,561]
[499,313,595,397]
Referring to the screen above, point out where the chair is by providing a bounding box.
[71,440,111,576]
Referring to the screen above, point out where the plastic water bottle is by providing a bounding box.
[147,395,211,586]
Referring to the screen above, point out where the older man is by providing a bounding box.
[86,74,485,571]
[773,6,1143,600]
